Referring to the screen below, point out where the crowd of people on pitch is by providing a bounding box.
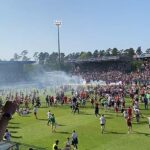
[0,60,150,149]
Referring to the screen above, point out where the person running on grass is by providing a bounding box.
[100,114,106,134]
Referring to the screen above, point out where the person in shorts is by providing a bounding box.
[71,130,78,149]
[100,114,106,134]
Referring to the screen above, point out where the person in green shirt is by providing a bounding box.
[51,114,56,132]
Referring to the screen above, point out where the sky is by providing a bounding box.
[0,0,150,60]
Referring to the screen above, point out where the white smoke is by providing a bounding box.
[35,71,85,88]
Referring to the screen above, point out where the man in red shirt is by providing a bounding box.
[127,106,132,118]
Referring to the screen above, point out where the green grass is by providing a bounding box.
[8,98,150,150]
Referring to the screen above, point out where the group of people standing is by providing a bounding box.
[53,130,78,150]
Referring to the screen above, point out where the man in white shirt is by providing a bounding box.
[100,114,106,134]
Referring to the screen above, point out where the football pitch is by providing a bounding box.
[8,96,150,150]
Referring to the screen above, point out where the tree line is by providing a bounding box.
[7,47,150,70]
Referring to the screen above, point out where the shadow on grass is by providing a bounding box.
[105,131,126,135]
[21,115,31,117]
[10,131,18,133]
[38,118,47,121]
[7,126,21,129]
[132,121,147,125]
[134,131,150,136]
[57,124,66,126]
[9,122,20,125]
[79,111,93,116]
[11,135,22,138]
[40,106,49,108]
[56,131,71,134]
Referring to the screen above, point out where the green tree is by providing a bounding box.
[93,50,99,58]
[60,53,65,62]
[38,52,49,65]
[105,48,111,56]
[99,50,105,57]
[136,46,143,55]
[123,48,135,58]
[22,56,31,61]
[111,48,119,56]
[86,51,92,58]
[79,52,89,59]
[12,53,21,61]
[33,52,39,61]
[20,50,30,61]
[146,48,150,54]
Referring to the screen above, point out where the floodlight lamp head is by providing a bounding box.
[55,20,62,26]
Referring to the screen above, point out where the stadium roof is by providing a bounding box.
[0,61,36,65]
[139,53,150,58]
[66,56,131,63]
